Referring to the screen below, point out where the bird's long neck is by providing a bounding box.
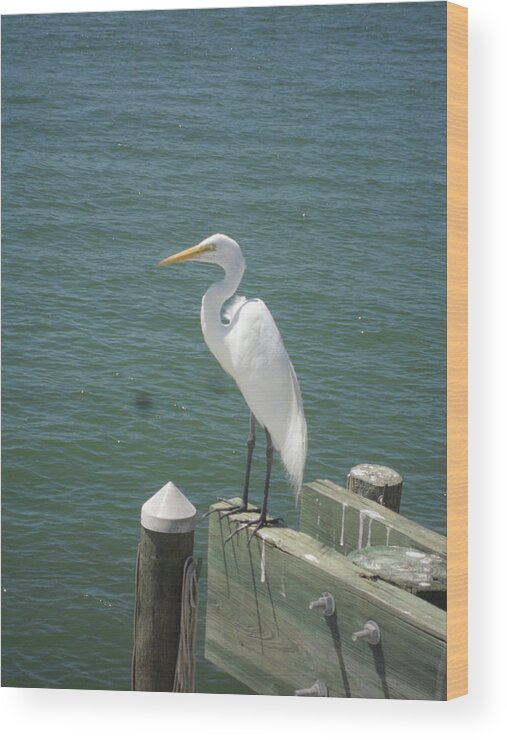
[200,253,245,350]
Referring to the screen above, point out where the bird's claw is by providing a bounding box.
[202,499,259,519]
[224,515,284,545]
[201,498,239,518]
[218,504,260,520]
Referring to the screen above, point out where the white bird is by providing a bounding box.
[158,234,307,539]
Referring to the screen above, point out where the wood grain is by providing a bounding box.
[132,527,195,691]
[300,479,446,557]
[447,1,468,700]
[205,499,446,700]
[346,464,403,513]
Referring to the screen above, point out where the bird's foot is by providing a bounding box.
[202,499,259,519]
[202,498,240,518]
[224,515,284,545]
[218,503,260,521]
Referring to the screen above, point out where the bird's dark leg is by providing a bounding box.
[259,428,274,524]
[205,413,260,519]
[225,427,282,544]
[242,412,257,508]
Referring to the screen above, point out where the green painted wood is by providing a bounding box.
[300,480,446,558]
[205,500,447,700]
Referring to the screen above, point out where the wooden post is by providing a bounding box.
[132,481,196,692]
[347,464,403,513]
[205,498,447,700]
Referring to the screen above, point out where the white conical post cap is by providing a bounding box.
[141,481,196,534]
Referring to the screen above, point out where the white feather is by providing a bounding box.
[223,297,306,496]
[222,294,247,323]
[163,233,307,501]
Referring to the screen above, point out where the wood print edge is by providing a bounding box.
[446,0,468,701]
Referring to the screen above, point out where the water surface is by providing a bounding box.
[2,3,446,691]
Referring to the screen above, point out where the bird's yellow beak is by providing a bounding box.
[158,242,216,267]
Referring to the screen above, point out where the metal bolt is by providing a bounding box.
[309,591,335,617]
[352,620,381,645]
[294,680,329,697]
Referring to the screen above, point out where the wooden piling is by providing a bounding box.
[132,481,196,692]
[205,497,447,700]
[347,463,403,512]
[347,545,447,610]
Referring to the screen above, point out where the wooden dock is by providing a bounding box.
[205,479,447,700]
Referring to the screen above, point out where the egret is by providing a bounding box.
[158,234,307,540]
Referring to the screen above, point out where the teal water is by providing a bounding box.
[2,4,446,691]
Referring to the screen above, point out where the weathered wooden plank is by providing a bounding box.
[300,480,446,558]
[205,500,447,700]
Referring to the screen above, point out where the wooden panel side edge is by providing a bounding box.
[447,1,468,700]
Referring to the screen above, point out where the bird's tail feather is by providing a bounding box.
[281,411,307,504]
[280,365,307,504]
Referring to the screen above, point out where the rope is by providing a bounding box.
[173,556,201,692]
[131,544,141,689]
